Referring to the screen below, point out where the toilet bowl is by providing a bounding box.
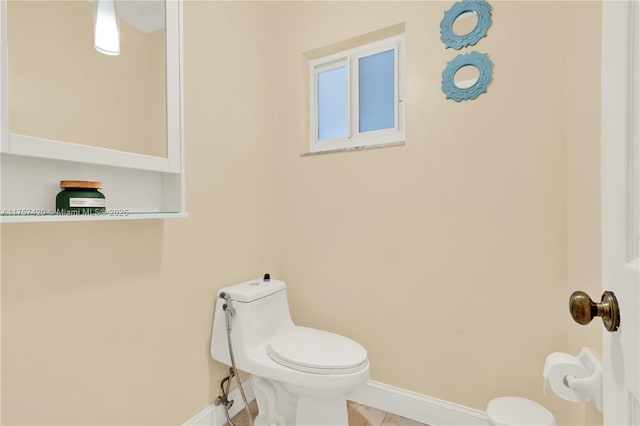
[211,277,370,426]
[486,397,556,426]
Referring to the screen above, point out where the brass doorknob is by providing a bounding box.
[569,290,620,332]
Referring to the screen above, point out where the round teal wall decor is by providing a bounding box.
[440,0,492,50]
[441,51,493,101]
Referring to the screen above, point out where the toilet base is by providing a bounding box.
[295,394,348,426]
[251,375,349,426]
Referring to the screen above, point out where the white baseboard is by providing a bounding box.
[348,380,489,426]
[184,379,488,426]
[184,378,255,426]
[183,404,215,426]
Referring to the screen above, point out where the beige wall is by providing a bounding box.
[565,5,603,425]
[267,1,602,425]
[8,1,166,157]
[1,1,603,425]
[1,2,280,424]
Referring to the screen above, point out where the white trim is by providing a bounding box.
[601,1,640,422]
[183,379,487,426]
[183,378,256,426]
[308,35,403,70]
[183,404,216,426]
[178,0,186,216]
[0,0,7,153]
[627,258,640,272]
[630,0,640,265]
[7,133,175,173]
[348,380,488,426]
[165,0,181,173]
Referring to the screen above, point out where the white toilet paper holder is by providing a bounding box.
[545,347,603,413]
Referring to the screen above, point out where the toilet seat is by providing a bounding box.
[266,326,368,375]
[487,397,556,426]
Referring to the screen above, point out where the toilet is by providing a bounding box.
[211,277,370,426]
[486,397,556,426]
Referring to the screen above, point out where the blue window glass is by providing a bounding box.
[358,49,395,133]
[317,66,348,140]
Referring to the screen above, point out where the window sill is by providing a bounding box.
[301,141,404,157]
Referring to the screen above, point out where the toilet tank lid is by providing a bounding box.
[217,278,286,302]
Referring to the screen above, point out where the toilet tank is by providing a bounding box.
[217,277,286,302]
[211,277,294,367]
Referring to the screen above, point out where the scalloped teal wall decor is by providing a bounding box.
[440,0,492,50]
[441,51,493,101]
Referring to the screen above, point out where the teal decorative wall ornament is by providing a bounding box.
[441,51,493,101]
[440,0,492,50]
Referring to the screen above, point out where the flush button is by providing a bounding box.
[250,282,261,286]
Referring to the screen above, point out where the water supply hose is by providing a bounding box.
[222,294,254,426]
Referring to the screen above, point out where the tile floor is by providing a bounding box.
[225,400,429,426]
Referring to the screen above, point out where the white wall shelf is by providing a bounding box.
[0,153,185,223]
[1,212,188,224]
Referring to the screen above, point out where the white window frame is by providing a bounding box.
[309,34,405,154]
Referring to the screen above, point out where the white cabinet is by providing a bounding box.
[0,0,185,223]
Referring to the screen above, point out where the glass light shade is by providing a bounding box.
[94,0,120,56]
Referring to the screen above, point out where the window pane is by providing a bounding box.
[359,49,394,133]
[317,66,348,140]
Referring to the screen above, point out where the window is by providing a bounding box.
[309,35,404,154]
